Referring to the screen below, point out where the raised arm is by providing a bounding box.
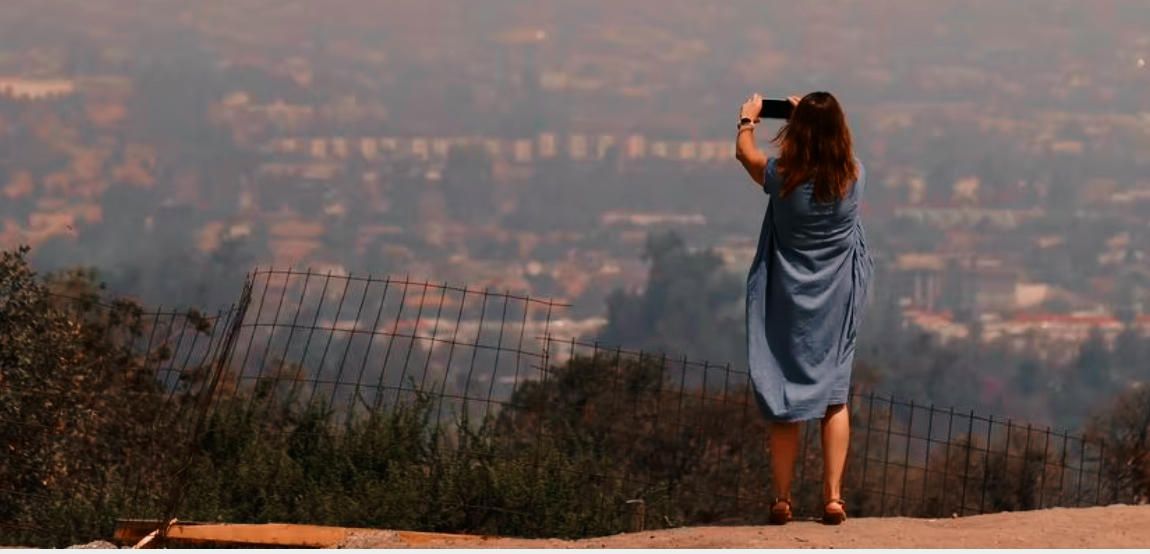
[735,94,801,189]
[734,93,768,186]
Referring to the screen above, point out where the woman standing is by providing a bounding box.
[734,92,873,525]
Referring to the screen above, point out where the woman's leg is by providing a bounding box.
[821,404,850,501]
[769,421,800,500]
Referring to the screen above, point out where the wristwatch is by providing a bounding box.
[738,117,755,130]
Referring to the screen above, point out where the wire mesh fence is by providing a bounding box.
[1,268,1140,546]
[205,268,566,426]
[843,392,1112,518]
[154,269,1127,529]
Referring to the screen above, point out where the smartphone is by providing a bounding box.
[759,99,793,120]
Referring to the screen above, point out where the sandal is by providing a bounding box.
[769,497,792,525]
[822,498,847,525]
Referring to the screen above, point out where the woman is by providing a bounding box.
[734,91,873,525]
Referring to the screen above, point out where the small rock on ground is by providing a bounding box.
[67,540,119,549]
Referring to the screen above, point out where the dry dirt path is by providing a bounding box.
[341,505,1150,548]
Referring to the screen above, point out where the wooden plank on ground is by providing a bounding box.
[166,523,351,547]
[114,519,488,548]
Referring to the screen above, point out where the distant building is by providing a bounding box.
[903,310,969,344]
[972,266,1021,313]
[984,312,1124,353]
[595,134,616,159]
[484,139,502,158]
[513,139,533,163]
[698,141,718,162]
[1050,140,1085,155]
[360,138,378,159]
[267,217,325,265]
[537,133,557,158]
[0,77,76,99]
[331,137,349,159]
[894,207,1040,229]
[678,141,697,161]
[600,211,707,227]
[276,138,299,154]
[411,139,429,160]
[569,134,588,160]
[891,253,946,310]
[625,134,646,159]
[310,138,328,159]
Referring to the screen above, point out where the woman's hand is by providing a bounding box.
[788,95,801,111]
[736,93,768,186]
[740,93,763,123]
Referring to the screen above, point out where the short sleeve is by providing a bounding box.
[854,159,866,196]
[762,157,780,196]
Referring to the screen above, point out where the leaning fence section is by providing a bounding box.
[207,268,568,425]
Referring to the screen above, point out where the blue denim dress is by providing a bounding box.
[746,158,874,422]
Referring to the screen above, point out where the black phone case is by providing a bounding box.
[759,99,792,120]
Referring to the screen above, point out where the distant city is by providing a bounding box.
[1,0,1148,425]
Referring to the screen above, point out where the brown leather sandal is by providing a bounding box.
[769,497,793,525]
[822,498,847,525]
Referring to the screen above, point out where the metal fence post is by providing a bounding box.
[959,410,975,516]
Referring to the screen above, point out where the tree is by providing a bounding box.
[1014,358,1044,396]
[1112,327,1146,384]
[1087,386,1150,505]
[0,246,200,546]
[1074,329,1113,391]
[596,232,744,367]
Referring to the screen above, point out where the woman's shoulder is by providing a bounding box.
[845,158,866,200]
[763,156,781,194]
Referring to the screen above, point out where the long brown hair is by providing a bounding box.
[772,91,857,203]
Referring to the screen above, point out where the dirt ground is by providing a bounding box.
[340,504,1150,549]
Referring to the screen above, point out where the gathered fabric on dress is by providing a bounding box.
[746,157,874,422]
